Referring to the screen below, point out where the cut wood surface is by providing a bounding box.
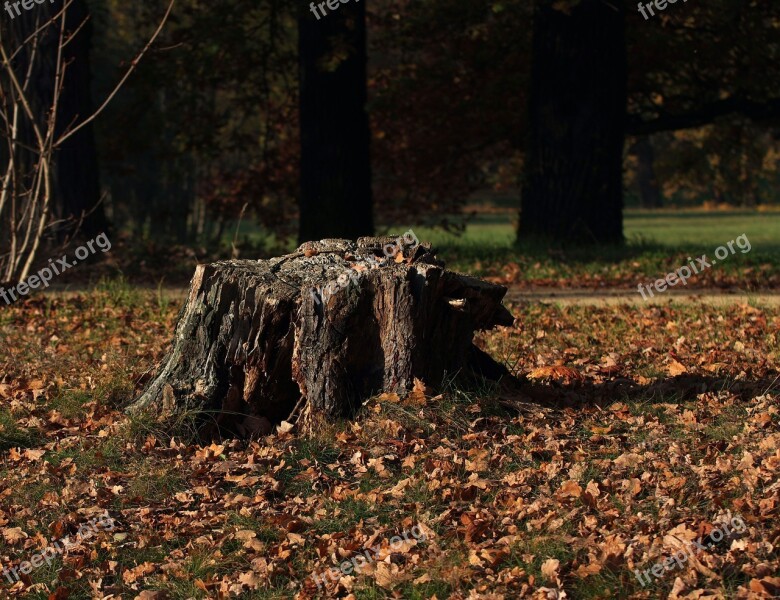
[127,237,513,435]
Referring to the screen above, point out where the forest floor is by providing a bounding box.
[0,284,778,599]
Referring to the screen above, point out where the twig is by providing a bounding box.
[57,0,176,145]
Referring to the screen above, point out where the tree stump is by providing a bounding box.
[127,237,514,436]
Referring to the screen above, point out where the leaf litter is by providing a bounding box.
[0,293,777,598]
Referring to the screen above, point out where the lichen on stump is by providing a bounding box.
[127,237,514,436]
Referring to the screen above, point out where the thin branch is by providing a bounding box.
[5,0,73,64]
[628,95,780,135]
[56,0,176,146]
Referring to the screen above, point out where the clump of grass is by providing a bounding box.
[49,389,92,419]
[0,407,45,450]
[311,498,378,534]
[45,436,126,472]
[120,403,204,446]
[126,458,189,505]
[501,536,576,580]
[277,437,342,495]
[94,369,136,409]
[94,274,143,309]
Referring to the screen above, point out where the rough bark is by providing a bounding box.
[127,238,513,436]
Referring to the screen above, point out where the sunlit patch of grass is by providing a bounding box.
[94,274,143,310]
[402,477,440,509]
[312,498,401,535]
[392,579,455,599]
[226,512,282,543]
[7,480,58,523]
[120,404,203,445]
[45,435,125,472]
[696,403,748,444]
[276,437,343,496]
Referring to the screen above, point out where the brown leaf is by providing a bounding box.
[134,591,169,600]
[2,527,27,545]
[527,365,583,383]
[123,562,156,584]
[556,480,583,499]
[541,558,560,580]
[748,577,780,597]
[667,358,688,376]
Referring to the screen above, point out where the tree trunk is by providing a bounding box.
[519,0,626,244]
[127,238,513,437]
[54,0,107,239]
[297,1,373,243]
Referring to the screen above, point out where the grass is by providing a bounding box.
[0,408,44,451]
[201,208,780,289]
[403,208,780,251]
[390,209,780,286]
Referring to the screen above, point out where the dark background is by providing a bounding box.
[2,0,779,276]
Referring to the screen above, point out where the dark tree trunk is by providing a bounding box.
[127,238,513,437]
[297,1,373,244]
[519,0,626,244]
[8,0,107,238]
[54,0,107,238]
[632,137,662,209]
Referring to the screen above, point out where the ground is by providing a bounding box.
[0,210,778,599]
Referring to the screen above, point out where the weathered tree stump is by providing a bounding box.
[127,237,513,435]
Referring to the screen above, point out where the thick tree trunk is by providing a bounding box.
[54,0,107,239]
[127,238,513,437]
[519,0,626,244]
[297,0,373,243]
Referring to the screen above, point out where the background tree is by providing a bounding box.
[91,0,298,248]
[54,0,106,238]
[297,0,373,242]
[66,0,780,253]
[629,137,663,209]
[519,0,626,245]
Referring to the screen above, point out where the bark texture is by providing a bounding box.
[127,238,513,435]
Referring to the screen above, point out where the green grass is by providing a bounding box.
[0,408,44,450]
[392,209,780,283]
[624,209,780,249]
[403,208,780,251]
[127,208,779,289]
[501,537,576,580]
